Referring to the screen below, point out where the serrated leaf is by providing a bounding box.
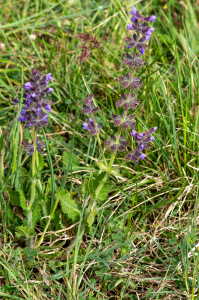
[19,189,27,210]
[15,226,35,239]
[59,189,81,222]
[31,205,41,228]
[6,187,20,206]
[63,151,80,170]
[7,206,15,222]
[86,208,98,232]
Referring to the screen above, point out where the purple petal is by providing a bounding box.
[145,30,152,36]
[32,92,37,98]
[36,107,41,116]
[149,27,155,32]
[14,98,19,104]
[149,15,156,22]
[139,48,145,55]
[127,24,133,30]
[45,104,51,113]
[137,133,144,139]
[20,109,27,116]
[145,36,150,41]
[139,143,144,151]
[46,73,53,81]
[48,88,54,93]
[26,93,31,101]
[24,82,32,90]
[88,118,92,124]
[131,130,136,137]
[18,116,27,122]
[150,136,155,141]
[140,153,146,160]
[130,16,137,22]
[130,6,137,15]
[83,123,89,130]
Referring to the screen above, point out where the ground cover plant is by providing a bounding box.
[0,0,199,299]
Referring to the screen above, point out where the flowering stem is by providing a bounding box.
[107,34,140,172]
[27,127,38,247]
[91,114,108,168]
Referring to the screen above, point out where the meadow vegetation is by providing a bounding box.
[0,0,199,299]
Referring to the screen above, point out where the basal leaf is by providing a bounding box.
[19,189,27,210]
[59,189,81,222]
[86,208,98,232]
[15,226,35,239]
[6,187,20,206]
[63,151,80,170]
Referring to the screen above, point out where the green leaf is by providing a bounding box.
[86,208,98,232]
[6,187,20,206]
[82,178,89,196]
[59,189,81,222]
[45,177,52,196]
[19,189,27,210]
[38,152,44,171]
[63,151,80,170]
[31,205,41,228]
[15,226,35,239]
[93,173,109,201]
[52,209,65,230]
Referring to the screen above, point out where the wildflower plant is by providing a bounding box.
[80,6,157,234]
[16,68,54,247]
[13,6,157,251]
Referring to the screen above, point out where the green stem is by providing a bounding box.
[27,128,37,210]
[36,193,60,248]
[27,127,37,248]
[91,114,108,168]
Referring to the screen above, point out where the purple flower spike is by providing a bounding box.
[24,82,32,90]
[149,15,156,22]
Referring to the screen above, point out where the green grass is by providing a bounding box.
[0,0,199,299]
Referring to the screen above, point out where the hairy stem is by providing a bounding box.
[91,114,108,168]
[27,127,37,248]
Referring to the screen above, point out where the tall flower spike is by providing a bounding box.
[124,7,157,164]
